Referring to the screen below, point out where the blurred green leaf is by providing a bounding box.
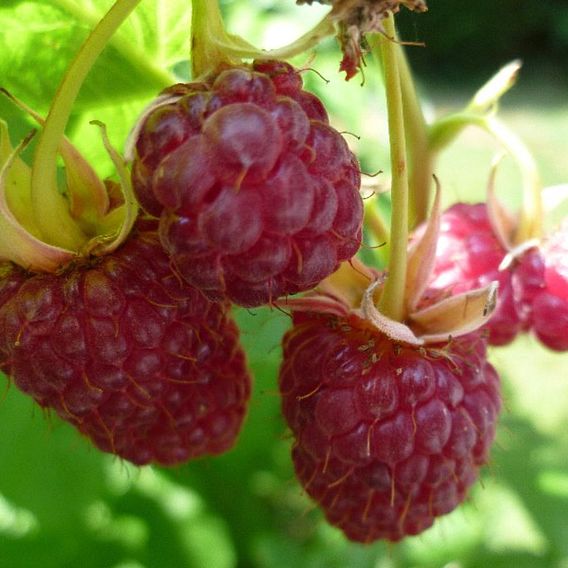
[0,382,107,532]
[0,0,188,113]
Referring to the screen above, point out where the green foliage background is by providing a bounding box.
[1,1,568,567]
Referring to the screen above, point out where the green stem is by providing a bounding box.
[485,116,542,241]
[429,112,542,241]
[375,15,410,322]
[428,112,478,153]
[369,32,430,234]
[31,0,143,250]
[191,0,242,78]
[397,46,431,229]
[364,203,390,245]
[51,0,174,90]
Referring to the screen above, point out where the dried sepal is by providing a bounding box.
[360,278,423,344]
[409,282,498,342]
[276,294,351,318]
[405,181,441,312]
[358,278,498,345]
[329,0,428,79]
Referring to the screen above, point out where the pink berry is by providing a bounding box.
[279,311,501,542]
[428,203,524,345]
[0,225,251,466]
[131,60,363,307]
[531,221,568,351]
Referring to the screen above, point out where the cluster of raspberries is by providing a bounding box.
[5,58,565,544]
[0,61,364,469]
[125,56,507,544]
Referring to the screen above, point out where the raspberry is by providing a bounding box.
[131,60,363,307]
[0,225,251,466]
[427,203,524,346]
[531,221,568,351]
[279,311,501,542]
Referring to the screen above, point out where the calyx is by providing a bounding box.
[279,187,497,345]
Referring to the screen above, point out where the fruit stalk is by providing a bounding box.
[485,116,542,242]
[376,14,410,322]
[429,112,543,242]
[190,0,243,78]
[397,46,431,228]
[369,32,430,229]
[31,0,143,250]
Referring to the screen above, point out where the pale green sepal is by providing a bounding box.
[1,89,109,235]
[248,16,336,62]
[275,295,351,318]
[428,61,522,154]
[486,155,517,251]
[96,204,126,236]
[85,121,138,257]
[0,132,76,271]
[60,140,109,233]
[0,121,42,239]
[467,60,522,115]
[190,0,335,78]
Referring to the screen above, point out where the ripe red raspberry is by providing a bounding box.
[131,60,363,307]
[531,221,568,351]
[279,311,501,542]
[0,226,251,466]
[428,203,525,346]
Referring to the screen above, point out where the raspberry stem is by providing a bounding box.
[31,0,143,250]
[429,112,542,243]
[374,14,410,323]
[189,1,336,77]
[369,29,429,229]
[364,204,390,246]
[190,0,245,78]
[484,116,542,242]
[396,46,431,229]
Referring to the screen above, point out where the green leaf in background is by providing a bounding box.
[0,385,107,533]
[0,0,192,178]
[0,0,188,111]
